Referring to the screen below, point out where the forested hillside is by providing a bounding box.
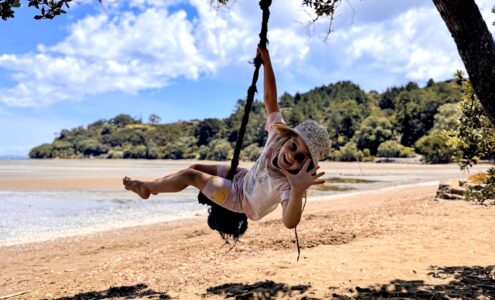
[30,79,466,163]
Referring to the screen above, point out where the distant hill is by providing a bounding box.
[30,79,462,163]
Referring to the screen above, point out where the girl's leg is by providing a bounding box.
[188,163,220,176]
[123,165,217,199]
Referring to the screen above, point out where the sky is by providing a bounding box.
[1,0,494,156]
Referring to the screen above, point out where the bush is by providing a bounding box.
[415,133,453,163]
[205,139,233,161]
[355,115,394,155]
[29,143,54,158]
[160,144,185,159]
[106,150,123,159]
[240,144,263,161]
[123,145,147,159]
[51,140,75,158]
[331,142,363,162]
[465,168,495,205]
[74,139,108,156]
[377,140,416,158]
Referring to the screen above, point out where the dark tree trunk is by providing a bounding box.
[433,0,495,125]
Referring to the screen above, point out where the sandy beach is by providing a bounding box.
[0,161,495,299]
[1,160,494,299]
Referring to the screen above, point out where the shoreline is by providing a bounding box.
[1,180,442,248]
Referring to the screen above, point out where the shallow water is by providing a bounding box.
[0,189,204,246]
[0,159,491,246]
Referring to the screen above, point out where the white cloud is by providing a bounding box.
[297,3,466,89]
[0,0,493,107]
[0,2,233,107]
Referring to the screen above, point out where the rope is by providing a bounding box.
[295,192,308,261]
[226,0,272,180]
[198,0,272,242]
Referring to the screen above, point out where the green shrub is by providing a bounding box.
[355,115,394,155]
[415,133,453,163]
[29,143,54,158]
[240,144,263,161]
[377,140,416,158]
[123,145,147,159]
[465,168,495,205]
[331,142,363,162]
[205,139,233,161]
[106,150,123,159]
[51,140,75,158]
[74,139,108,156]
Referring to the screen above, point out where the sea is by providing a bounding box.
[0,159,490,246]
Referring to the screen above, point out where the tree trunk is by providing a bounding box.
[432,0,495,125]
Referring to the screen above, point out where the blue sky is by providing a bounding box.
[1,0,494,156]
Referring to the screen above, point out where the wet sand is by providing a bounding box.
[1,184,495,299]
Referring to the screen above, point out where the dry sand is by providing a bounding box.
[1,183,495,299]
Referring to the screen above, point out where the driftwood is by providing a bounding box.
[436,182,465,200]
[0,291,30,300]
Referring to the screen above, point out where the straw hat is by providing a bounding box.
[273,120,331,164]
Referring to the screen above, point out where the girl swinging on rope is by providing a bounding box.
[123,48,330,229]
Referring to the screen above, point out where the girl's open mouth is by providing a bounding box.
[283,153,290,165]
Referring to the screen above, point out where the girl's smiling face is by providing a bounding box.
[277,135,311,172]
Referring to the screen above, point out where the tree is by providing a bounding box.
[195,118,224,146]
[377,140,415,159]
[432,0,495,126]
[415,134,453,163]
[379,86,404,110]
[1,0,72,20]
[109,114,139,127]
[29,143,54,158]
[355,115,394,155]
[430,103,461,134]
[148,114,161,125]
[446,74,495,169]
[205,139,233,161]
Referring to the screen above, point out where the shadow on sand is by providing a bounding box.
[204,265,495,299]
[43,265,494,299]
[48,284,171,300]
[204,280,314,299]
[332,265,495,299]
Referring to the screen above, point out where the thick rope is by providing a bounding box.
[227,0,272,180]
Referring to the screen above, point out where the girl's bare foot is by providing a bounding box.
[123,176,151,199]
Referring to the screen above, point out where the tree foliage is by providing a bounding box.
[377,140,415,159]
[445,73,495,205]
[446,72,495,169]
[355,115,394,155]
[29,79,465,163]
[1,0,72,20]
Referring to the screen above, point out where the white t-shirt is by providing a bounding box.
[242,111,291,220]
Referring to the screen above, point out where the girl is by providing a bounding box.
[123,48,330,229]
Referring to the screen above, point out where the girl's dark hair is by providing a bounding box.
[197,192,247,242]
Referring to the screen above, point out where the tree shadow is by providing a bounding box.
[332,265,495,299]
[204,280,316,300]
[48,284,171,300]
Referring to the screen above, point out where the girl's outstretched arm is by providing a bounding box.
[280,160,325,229]
[258,48,278,114]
